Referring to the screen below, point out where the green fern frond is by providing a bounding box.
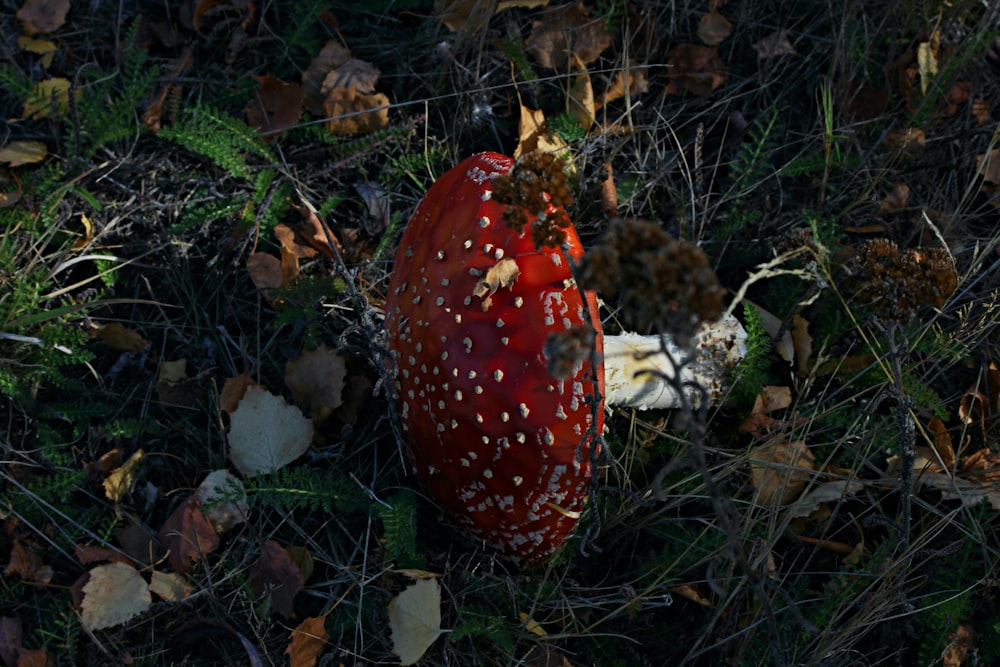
[243,466,365,514]
[160,105,276,180]
[377,489,422,567]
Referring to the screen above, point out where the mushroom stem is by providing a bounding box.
[602,315,747,410]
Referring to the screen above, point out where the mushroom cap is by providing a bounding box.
[385,152,605,565]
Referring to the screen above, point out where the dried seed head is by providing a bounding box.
[579,217,725,345]
[849,239,957,322]
[492,151,574,249]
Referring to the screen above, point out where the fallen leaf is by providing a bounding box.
[15,647,50,667]
[20,77,76,119]
[943,623,976,667]
[158,496,220,573]
[292,204,342,259]
[245,75,303,138]
[284,345,346,424]
[323,87,390,135]
[249,541,304,618]
[753,29,796,59]
[17,0,70,35]
[916,32,939,96]
[598,64,650,108]
[74,542,130,566]
[785,480,865,519]
[4,539,52,583]
[514,101,569,158]
[881,127,926,155]
[17,35,58,67]
[149,570,194,601]
[924,416,955,470]
[790,314,812,375]
[103,449,145,502]
[302,41,352,114]
[389,577,447,666]
[525,1,612,70]
[90,322,149,353]
[220,373,259,414]
[971,98,991,125]
[0,141,47,167]
[353,181,390,235]
[668,583,713,607]
[568,58,595,132]
[285,615,329,667]
[194,469,248,533]
[79,562,152,631]
[750,440,816,505]
[247,252,285,291]
[697,12,731,46]
[665,44,726,97]
[228,385,313,477]
[751,386,793,415]
[878,182,911,213]
[434,0,497,33]
[0,616,23,666]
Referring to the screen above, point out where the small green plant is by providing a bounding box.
[377,489,423,567]
[729,302,773,408]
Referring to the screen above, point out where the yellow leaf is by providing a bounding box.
[0,140,47,167]
[389,578,447,666]
[80,562,152,631]
[91,322,149,353]
[149,570,194,601]
[21,77,77,119]
[285,615,330,667]
[103,449,145,502]
[228,385,313,477]
[917,32,939,96]
[17,35,58,67]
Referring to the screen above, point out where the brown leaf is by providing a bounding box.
[15,647,51,667]
[302,41,351,114]
[598,64,650,108]
[0,617,23,667]
[4,540,51,584]
[881,127,926,155]
[90,322,149,353]
[0,141,47,167]
[17,0,69,35]
[293,204,342,259]
[274,223,318,260]
[751,386,793,415]
[750,440,816,505]
[323,87,390,135]
[245,75,304,138]
[790,314,812,375]
[942,623,976,667]
[247,252,284,291]
[158,496,220,574]
[925,416,955,470]
[753,29,796,59]
[249,541,304,618]
[971,98,991,125]
[285,615,329,667]
[75,543,132,566]
[668,584,713,608]
[149,570,194,602]
[665,44,726,97]
[961,448,1000,483]
[434,0,498,33]
[878,182,911,213]
[697,12,731,47]
[284,345,346,424]
[525,1,612,70]
[192,0,256,33]
[568,59,595,132]
[220,373,259,414]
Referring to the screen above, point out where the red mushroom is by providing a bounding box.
[385,152,745,565]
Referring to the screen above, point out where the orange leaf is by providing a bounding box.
[286,615,330,667]
[90,322,149,353]
[323,87,389,135]
[220,373,259,414]
[158,497,220,574]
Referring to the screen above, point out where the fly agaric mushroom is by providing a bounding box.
[385,152,745,565]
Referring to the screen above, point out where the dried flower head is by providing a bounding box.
[493,152,574,249]
[849,239,957,321]
[579,217,725,345]
[543,325,596,381]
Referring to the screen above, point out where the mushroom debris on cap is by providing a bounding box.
[384,152,605,566]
